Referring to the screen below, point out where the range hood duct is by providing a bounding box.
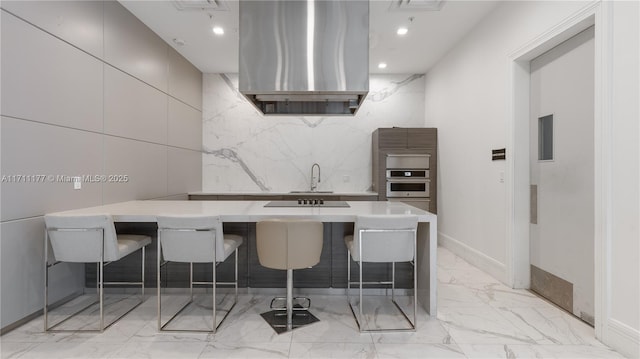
[239,0,369,116]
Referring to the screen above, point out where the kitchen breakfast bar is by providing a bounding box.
[47,200,438,316]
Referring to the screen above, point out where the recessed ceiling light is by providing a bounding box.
[212,26,224,35]
[397,27,408,35]
[378,62,387,69]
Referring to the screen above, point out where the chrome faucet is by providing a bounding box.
[310,163,321,192]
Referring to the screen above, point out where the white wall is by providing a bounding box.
[202,74,425,193]
[606,1,639,355]
[0,1,203,330]
[424,1,639,356]
[424,1,592,276]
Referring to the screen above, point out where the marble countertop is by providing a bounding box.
[48,200,434,223]
[189,191,379,197]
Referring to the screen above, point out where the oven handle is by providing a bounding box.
[386,169,429,174]
[386,154,430,157]
[386,178,431,183]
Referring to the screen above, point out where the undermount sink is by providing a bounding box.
[289,190,334,194]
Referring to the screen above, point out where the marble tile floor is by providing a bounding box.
[1,247,625,359]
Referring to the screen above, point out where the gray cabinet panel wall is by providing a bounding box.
[167,148,202,196]
[103,136,168,204]
[0,2,203,331]
[1,1,105,58]
[408,128,438,149]
[168,97,202,151]
[104,65,168,144]
[376,128,408,149]
[103,1,168,92]
[0,11,103,132]
[168,47,203,110]
[0,117,103,222]
[1,218,84,328]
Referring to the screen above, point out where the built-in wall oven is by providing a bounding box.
[385,154,431,211]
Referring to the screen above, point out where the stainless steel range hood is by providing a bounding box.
[239,0,369,116]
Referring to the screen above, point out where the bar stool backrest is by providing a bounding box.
[157,215,222,263]
[256,219,323,270]
[44,214,118,262]
[352,215,418,263]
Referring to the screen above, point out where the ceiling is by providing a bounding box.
[119,0,499,74]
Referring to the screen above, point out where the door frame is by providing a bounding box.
[505,0,611,341]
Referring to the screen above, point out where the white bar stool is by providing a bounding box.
[156,215,242,333]
[44,214,151,332]
[256,219,323,333]
[344,214,418,332]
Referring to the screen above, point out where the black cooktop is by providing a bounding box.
[264,200,350,208]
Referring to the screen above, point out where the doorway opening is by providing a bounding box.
[528,26,595,325]
[506,2,609,337]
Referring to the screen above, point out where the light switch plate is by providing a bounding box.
[73,177,81,190]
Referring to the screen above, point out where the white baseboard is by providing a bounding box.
[603,318,640,358]
[438,232,508,284]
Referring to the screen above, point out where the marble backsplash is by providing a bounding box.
[202,73,425,193]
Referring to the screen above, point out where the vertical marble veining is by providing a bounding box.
[202,74,426,192]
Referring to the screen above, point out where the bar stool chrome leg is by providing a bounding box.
[256,220,322,334]
[286,269,293,331]
[344,221,418,333]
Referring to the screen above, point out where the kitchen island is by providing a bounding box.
[48,200,437,315]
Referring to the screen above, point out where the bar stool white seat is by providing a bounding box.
[345,214,418,332]
[156,215,242,333]
[44,214,151,332]
[256,219,323,333]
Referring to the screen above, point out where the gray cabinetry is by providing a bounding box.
[408,128,437,149]
[372,128,438,213]
[376,128,408,149]
[374,128,437,149]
